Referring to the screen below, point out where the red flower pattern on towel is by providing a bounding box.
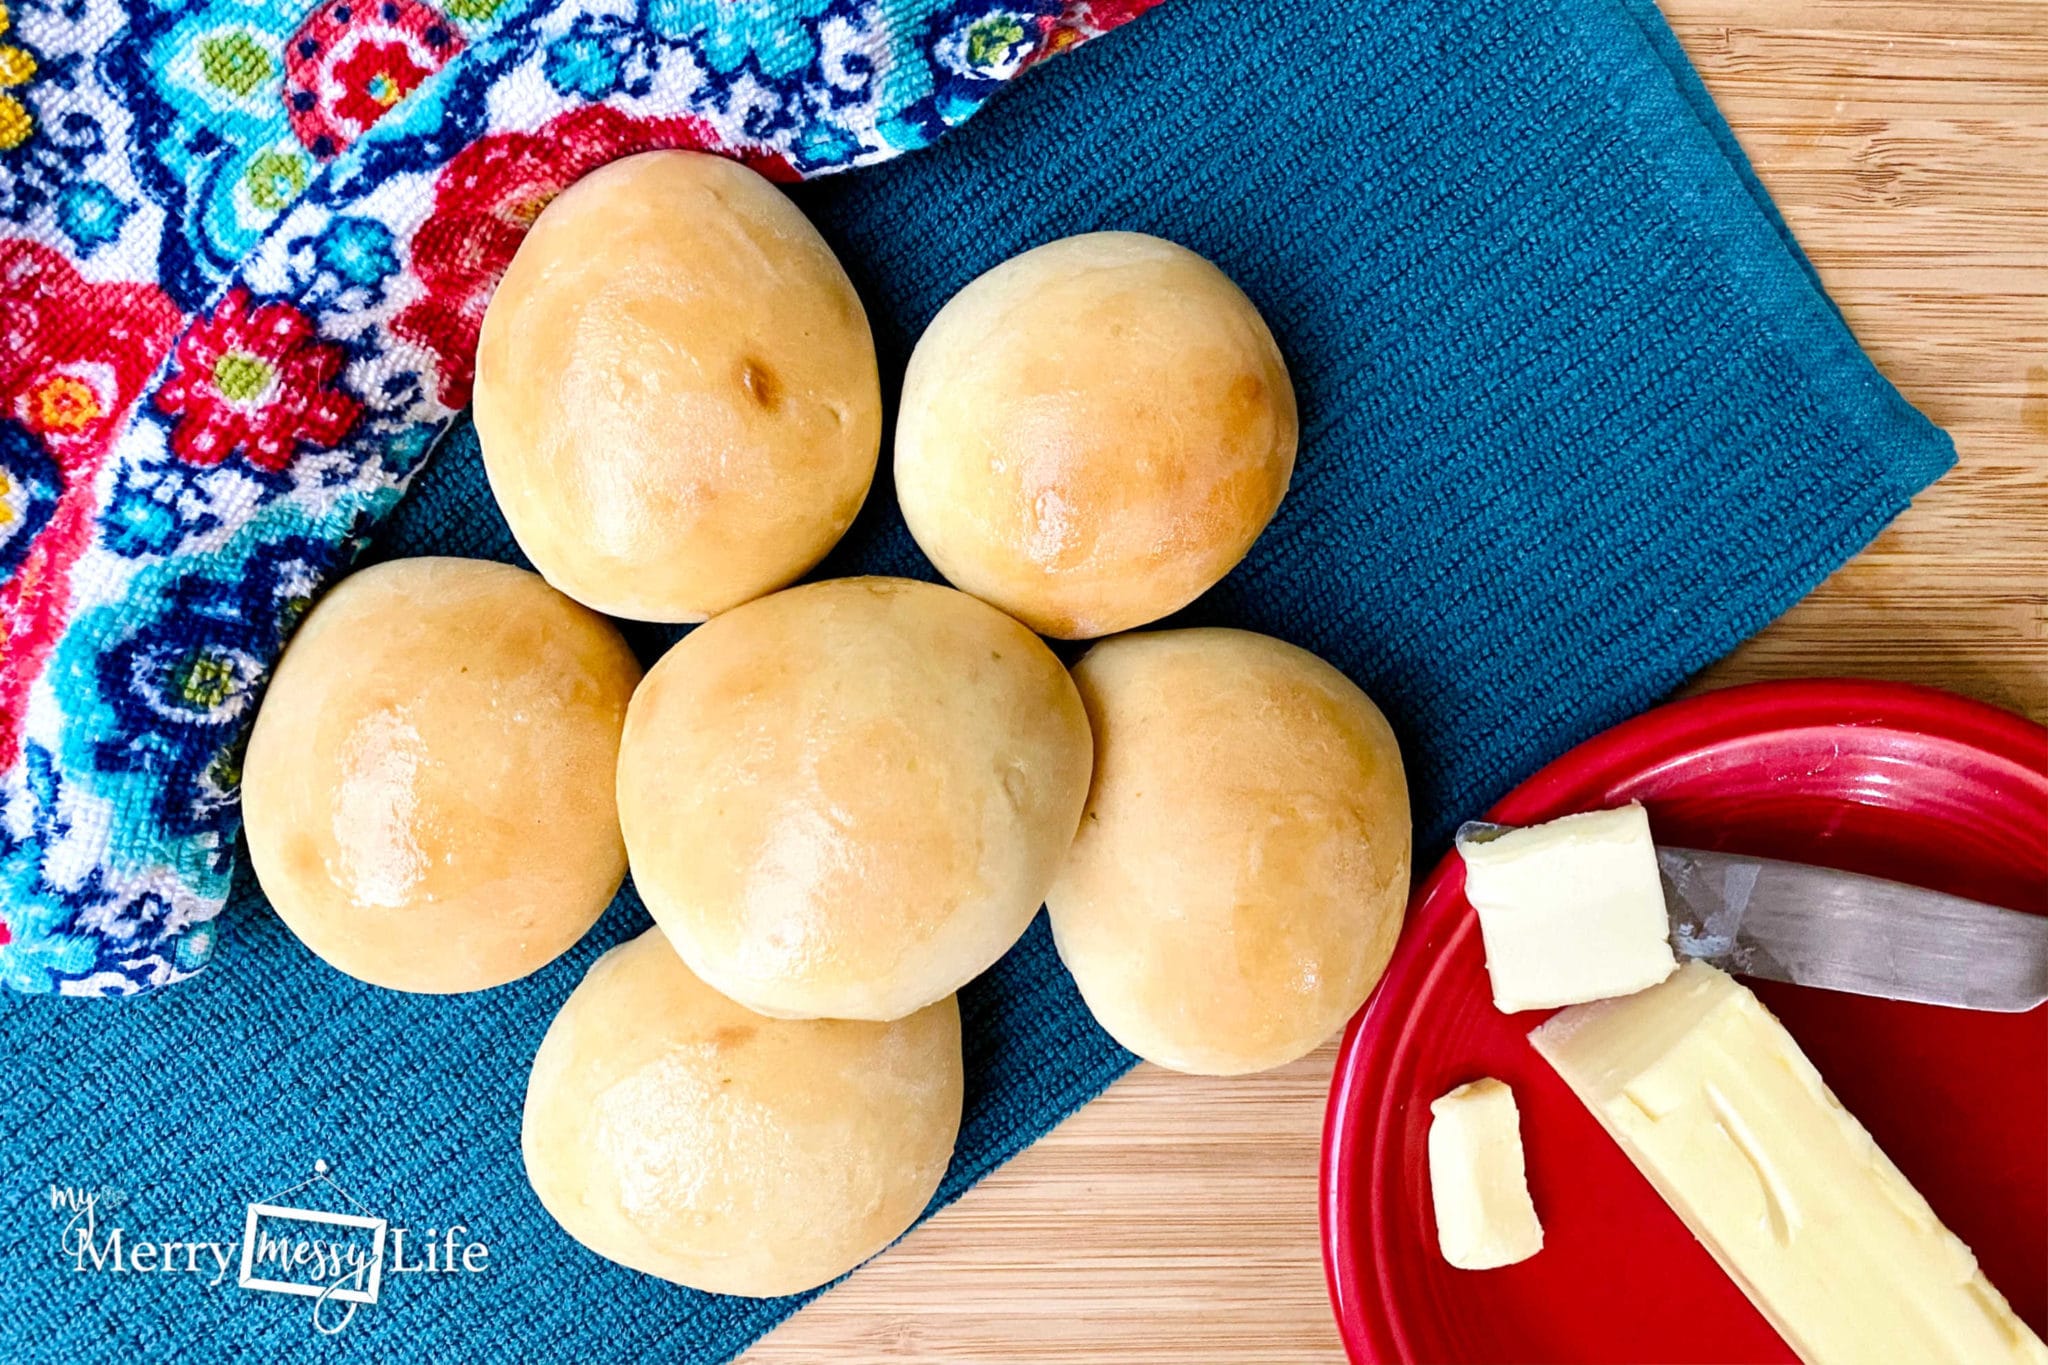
[154,289,362,471]
[391,105,798,408]
[1065,0,1162,32]
[331,39,437,135]
[0,244,182,467]
[0,240,184,768]
[283,0,464,158]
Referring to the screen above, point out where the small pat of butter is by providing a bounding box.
[1458,803,1678,1012]
[1427,1077,1543,1270]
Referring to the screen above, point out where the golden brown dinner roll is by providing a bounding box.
[523,928,962,1296]
[474,150,881,623]
[617,576,1092,1021]
[1046,628,1410,1074]
[894,231,1297,639]
[243,557,640,993]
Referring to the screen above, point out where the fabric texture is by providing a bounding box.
[1,0,1955,1361]
[0,0,1151,998]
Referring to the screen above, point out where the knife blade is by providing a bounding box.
[1654,846,2048,1013]
[1456,822,2048,1012]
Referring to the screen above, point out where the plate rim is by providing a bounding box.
[1318,677,2048,1364]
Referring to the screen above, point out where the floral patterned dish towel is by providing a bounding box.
[0,0,1157,996]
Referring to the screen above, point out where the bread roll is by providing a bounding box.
[475,150,881,623]
[243,557,639,993]
[895,231,1296,639]
[617,577,1092,1021]
[1046,628,1409,1074]
[523,929,962,1296]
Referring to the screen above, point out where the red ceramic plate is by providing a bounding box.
[1321,679,2048,1364]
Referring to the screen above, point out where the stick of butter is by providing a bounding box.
[1427,1077,1543,1270]
[1459,803,1677,1011]
[1532,961,2047,1365]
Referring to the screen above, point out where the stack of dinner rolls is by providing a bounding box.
[241,152,1412,1298]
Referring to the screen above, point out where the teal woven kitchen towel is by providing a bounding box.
[0,0,1953,1361]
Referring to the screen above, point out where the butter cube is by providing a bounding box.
[1533,962,2048,1365]
[1458,803,1677,1011]
[1427,1077,1543,1270]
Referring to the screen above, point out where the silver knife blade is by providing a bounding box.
[1654,846,2048,1013]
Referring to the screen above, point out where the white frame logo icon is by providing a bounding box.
[237,1201,388,1305]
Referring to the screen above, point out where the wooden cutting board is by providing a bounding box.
[746,3,2048,1359]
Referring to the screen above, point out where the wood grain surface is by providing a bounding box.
[747,5,2048,1359]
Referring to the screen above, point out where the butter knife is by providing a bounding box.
[1457,823,2048,1012]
